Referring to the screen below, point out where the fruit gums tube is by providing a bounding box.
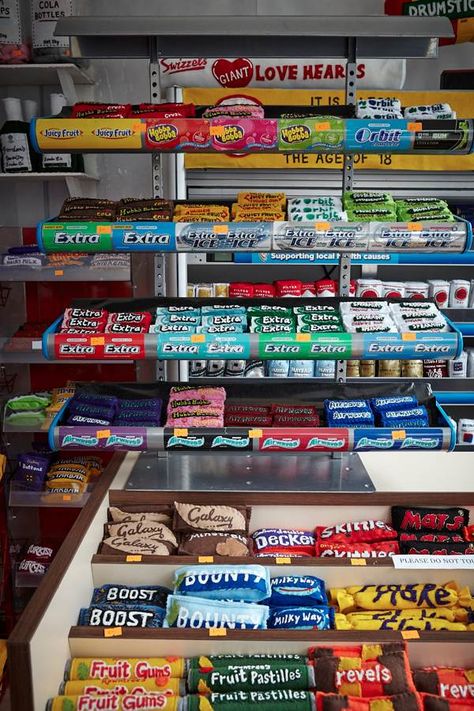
[47,695,182,711]
[187,663,315,694]
[62,678,184,695]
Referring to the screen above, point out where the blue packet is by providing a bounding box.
[68,401,116,420]
[327,409,374,425]
[267,360,290,377]
[324,399,370,412]
[165,594,269,630]
[380,405,428,423]
[90,584,170,609]
[155,313,201,326]
[370,395,418,412]
[380,417,429,428]
[268,605,334,630]
[266,576,327,607]
[314,360,336,378]
[118,397,162,411]
[74,392,119,408]
[201,314,247,327]
[174,564,271,603]
[156,306,201,316]
[78,604,165,627]
[201,305,247,316]
[289,360,314,378]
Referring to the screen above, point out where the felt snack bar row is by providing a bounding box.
[50,645,473,711]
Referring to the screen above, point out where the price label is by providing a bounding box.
[54,269,64,277]
[350,558,367,566]
[191,334,205,343]
[97,225,112,234]
[62,494,72,502]
[315,221,331,231]
[174,428,188,437]
[402,333,416,341]
[96,429,111,439]
[210,126,225,137]
[213,225,228,234]
[408,122,422,132]
[249,429,263,438]
[209,628,227,636]
[91,336,105,346]
[275,557,292,565]
[392,430,406,440]
[401,630,420,640]
[407,222,422,231]
[315,122,331,131]
[126,555,142,562]
[198,556,214,563]
[104,627,122,638]
[296,333,310,342]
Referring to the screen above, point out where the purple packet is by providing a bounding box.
[114,407,162,423]
[118,398,162,411]
[16,453,51,490]
[114,419,161,427]
[67,414,113,426]
[7,245,41,255]
[74,392,119,409]
[68,402,116,421]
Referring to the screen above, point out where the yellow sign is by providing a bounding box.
[184,88,474,171]
[35,118,143,152]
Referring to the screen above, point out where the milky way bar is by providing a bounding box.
[173,502,250,533]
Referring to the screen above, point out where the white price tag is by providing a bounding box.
[32,340,42,351]
[393,555,474,570]
[0,1,21,44]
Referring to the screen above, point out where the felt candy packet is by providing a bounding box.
[315,691,421,711]
[413,667,474,699]
[173,502,250,534]
[316,520,397,545]
[108,507,172,525]
[62,678,184,696]
[188,663,315,694]
[317,541,399,558]
[252,528,316,557]
[312,646,415,697]
[187,653,308,671]
[78,604,165,628]
[185,691,316,711]
[66,656,186,681]
[391,506,469,534]
[173,564,270,602]
[266,575,327,606]
[268,606,334,630]
[178,532,251,557]
[100,536,175,556]
[90,584,170,609]
[164,594,269,630]
[421,693,473,710]
[47,695,182,711]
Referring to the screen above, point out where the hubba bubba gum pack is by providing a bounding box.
[144,118,211,152]
[278,116,344,151]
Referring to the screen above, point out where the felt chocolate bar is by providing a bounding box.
[178,532,251,557]
[62,678,183,696]
[272,405,319,416]
[164,594,269,630]
[332,583,472,613]
[100,536,174,556]
[315,691,421,711]
[225,404,271,416]
[108,507,171,524]
[188,663,315,694]
[312,648,415,696]
[392,507,470,534]
[74,392,119,408]
[317,541,399,557]
[68,402,116,420]
[78,604,165,627]
[173,564,270,602]
[266,575,327,606]
[316,520,398,544]
[224,414,273,427]
[269,606,334,630]
[114,408,161,423]
[106,521,177,546]
[273,415,320,427]
[91,584,171,608]
[66,656,186,681]
[399,533,465,543]
[309,642,407,660]
[118,398,163,411]
[421,693,473,710]
[252,529,316,557]
[173,502,250,534]
[185,690,316,710]
[400,541,474,556]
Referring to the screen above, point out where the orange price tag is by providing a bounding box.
[401,630,420,640]
[174,428,188,437]
[132,122,144,132]
[210,126,225,136]
[209,628,227,637]
[54,269,64,277]
[275,557,292,565]
[392,430,406,440]
[213,225,228,234]
[402,333,416,341]
[191,334,205,343]
[315,221,331,231]
[296,333,311,342]
[315,121,331,131]
[104,627,122,638]
[97,225,112,234]
[91,336,105,346]
[126,555,142,562]
[408,122,422,132]
[96,429,111,439]
[407,222,422,231]
[198,556,214,563]
[351,558,367,566]
[249,429,263,438]
[62,495,72,501]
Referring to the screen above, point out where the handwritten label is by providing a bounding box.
[315,122,331,131]
[350,558,367,566]
[407,222,422,231]
[213,225,228,234]
[315,221,331,231]
[249,429,263,438]
[126,555,142,562]
[62,494,72,501]
[54,269,64,276]
[402,333,416,341]
[401,630,420,640]
[275,557,292,565]
[97,225,112,234]
[191,334,205,343]
[174,428,188,437]
[408,122,422,132]
[198,556,214,563]
[296,333,311,342]
[209,628,227,636]
[91,336,105,346]
[104,627,122,638]
[96,429,111,439]
[210,126,225,137]
[392,430,406,440]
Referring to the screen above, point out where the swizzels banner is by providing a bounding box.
[183,88,474,171]
[159,57,406,90]
[385,0,474,44]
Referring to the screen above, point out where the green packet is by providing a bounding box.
[6,393,51,411]
[188,664,316,693]
[247,306,292,317]
[344,191,394,206]
[187,654,309,671]
[279,116,344,151]
[397,197,448,209]
[185,689,315,710]
[397,210,454,223]
[250,323,294,333]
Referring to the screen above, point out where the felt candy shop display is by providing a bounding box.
[13,453,103,496]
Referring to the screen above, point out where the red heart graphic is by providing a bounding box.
[212,58,253,88]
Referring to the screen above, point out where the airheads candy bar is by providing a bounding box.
[251,528,316,557]
[391,506,470,533]
[316,520,398,544]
